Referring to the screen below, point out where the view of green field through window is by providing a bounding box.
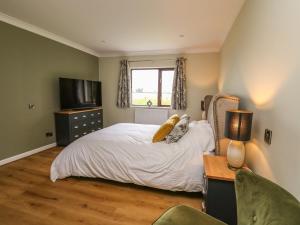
[131,69,174,106]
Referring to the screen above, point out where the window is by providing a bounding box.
[131,68,174,107]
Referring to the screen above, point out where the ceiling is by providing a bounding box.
[0,0,245,57]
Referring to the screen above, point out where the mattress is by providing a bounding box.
[50,121,215,192]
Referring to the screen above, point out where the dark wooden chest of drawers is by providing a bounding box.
[55,108,103,146]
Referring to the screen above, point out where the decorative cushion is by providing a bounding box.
[166,115,190,143]
[180,114,189,120]
[152,115,179,143]
[169,114,180,124]
[152,205,226,225]
[235,170,300,225]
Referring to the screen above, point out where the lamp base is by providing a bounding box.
[227,163,240,171]
[227,140,245,170]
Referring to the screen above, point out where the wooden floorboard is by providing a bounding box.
[0,147,202,225]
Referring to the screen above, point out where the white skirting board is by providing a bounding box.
[0,142,57,166]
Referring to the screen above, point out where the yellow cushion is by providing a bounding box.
[152,115,180,143]
[169,114,180,124]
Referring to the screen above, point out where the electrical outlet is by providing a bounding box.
[46,132,53,137]
[264,129,272,145]
[28,104,35,109]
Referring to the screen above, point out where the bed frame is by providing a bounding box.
[202,94,240,156]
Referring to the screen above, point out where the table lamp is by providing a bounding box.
[224,110,253,169]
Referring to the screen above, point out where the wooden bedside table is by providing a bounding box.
[202,155,246,225]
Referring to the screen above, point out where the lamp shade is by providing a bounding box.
[225,110,253,141]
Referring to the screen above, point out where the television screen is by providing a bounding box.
[59,78,102,110]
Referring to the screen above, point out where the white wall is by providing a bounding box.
[220,0,300,199]
[99,53,219,127]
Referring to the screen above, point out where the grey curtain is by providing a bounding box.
[171,57,187,110]
[117,59,130,108]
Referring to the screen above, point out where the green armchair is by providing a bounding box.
[153,170,300,225]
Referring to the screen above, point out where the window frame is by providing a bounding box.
[130,68,174,107]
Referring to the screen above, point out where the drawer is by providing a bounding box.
[80,113,89,120]
[70,132,81,141]
[89,116,102,126]
[89,110,102,118]
[204,179,237,225]
[96,118,102,125]
[70,114,81,121]
[95,125,102,131]
[89,120,97,127]
[90,122,102,130]
[70,112,90,121]
[89,128,97,133]
[71,129,90,140]
[88,124,102,134]
[89,112,96,118]
[90,123,102,130]
[70,121,89,131]
[81,130,89,136]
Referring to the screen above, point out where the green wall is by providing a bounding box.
[0,21,99,160]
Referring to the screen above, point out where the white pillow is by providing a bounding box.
[178,120,215,153]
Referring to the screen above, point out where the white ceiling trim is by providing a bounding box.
[99,47,219,58]
[0,12,100,57]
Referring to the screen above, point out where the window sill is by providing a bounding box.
[131,106,171,109]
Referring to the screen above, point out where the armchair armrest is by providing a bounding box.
[152,205,227,225]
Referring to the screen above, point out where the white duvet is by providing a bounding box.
[50,120,215,192]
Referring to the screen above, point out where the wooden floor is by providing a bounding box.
[0,147,202,225]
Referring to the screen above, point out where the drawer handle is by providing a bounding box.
[97,120,101,123]
[83,132,87,135]
[74,134,79,138]
[97,113,100,115]
[83,123,87,127]
[90,113,94,116]
[82,115,87,118]
[91,122,95,125]
[74,116,78,120]
[74,126,79,129]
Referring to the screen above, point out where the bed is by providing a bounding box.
[50,94,239,192]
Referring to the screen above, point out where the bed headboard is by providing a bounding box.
[203,94,240,156]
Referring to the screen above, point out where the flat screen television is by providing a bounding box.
[59,78,102,110]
